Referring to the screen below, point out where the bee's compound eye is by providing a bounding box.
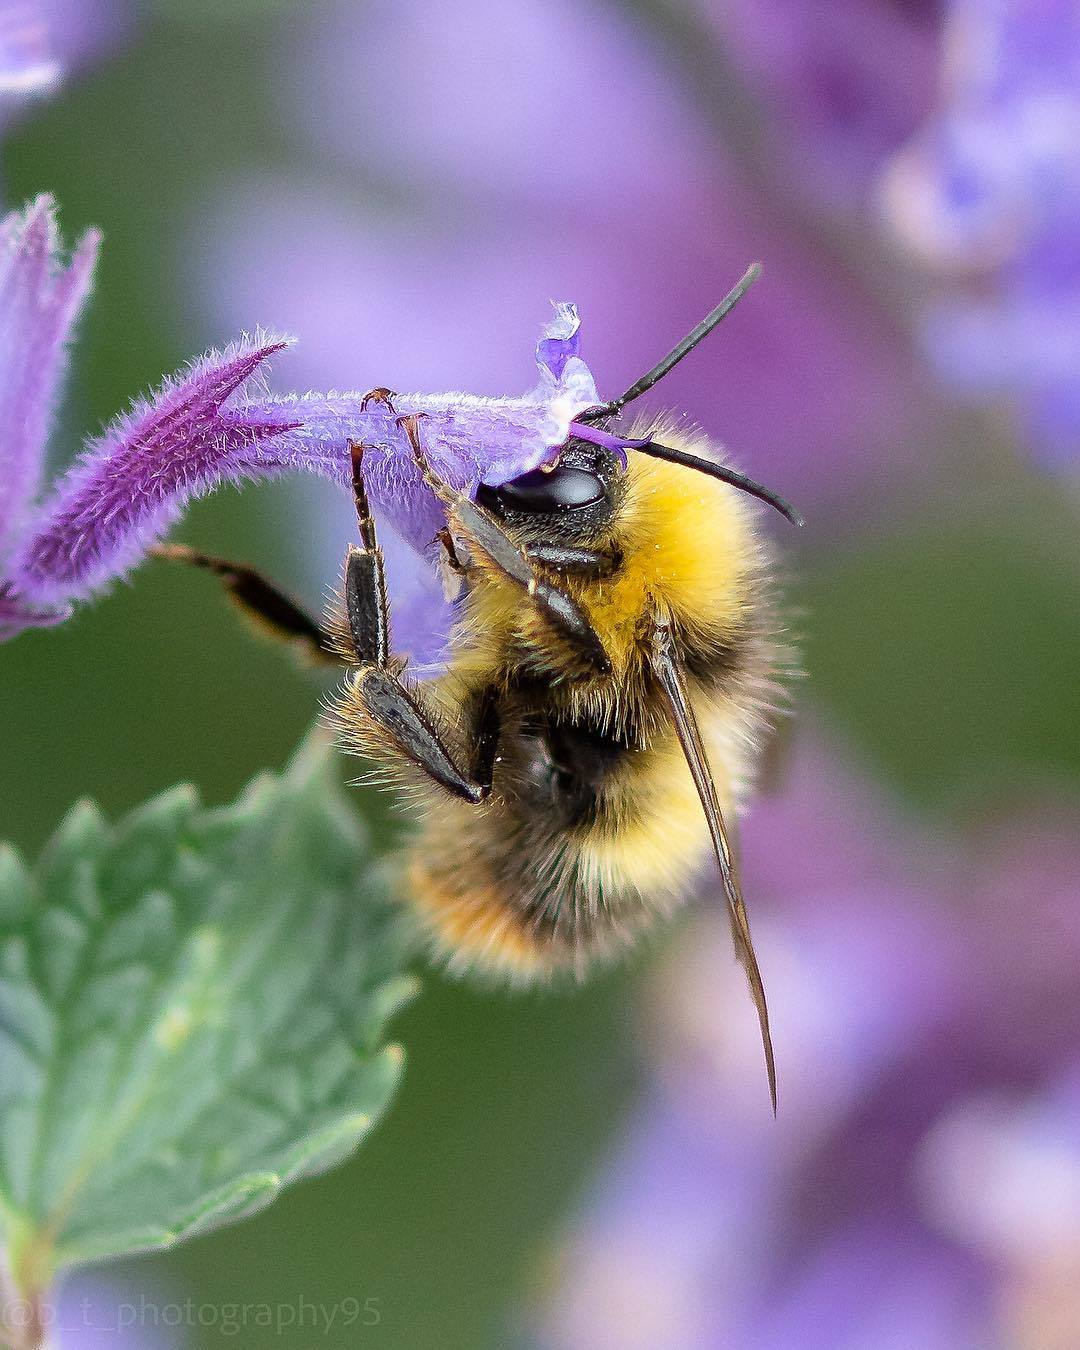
[476,465,605,515]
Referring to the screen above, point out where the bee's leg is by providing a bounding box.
[522,543,621,578]
[360,387,397,413]
[150,544,344,666]
[338,442,494,804]
[397,415,611,674]
[436,527,466,574]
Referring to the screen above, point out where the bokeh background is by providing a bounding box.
[4,0,1080,1346]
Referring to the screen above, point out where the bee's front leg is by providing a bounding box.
[397,415,611,675]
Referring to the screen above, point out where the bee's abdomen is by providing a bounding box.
[402,713,721,983]
[405,839,668,983]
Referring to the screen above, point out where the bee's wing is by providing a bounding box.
[650,617,777,1113]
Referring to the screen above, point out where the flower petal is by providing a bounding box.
[220,301,599,555]
[225,372,595,557]
[0,583,69,640]
[10,335,300,607]
[535,301,581,382]
[375,523,457,673]
[0,194,99,571]
[6,309,601,623]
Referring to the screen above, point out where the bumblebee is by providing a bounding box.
[155,267,800,1107]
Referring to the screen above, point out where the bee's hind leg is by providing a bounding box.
[397,414,611,674]
[150,543,344,666]
[334,441,496,805]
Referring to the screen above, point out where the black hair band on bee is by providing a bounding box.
[577,263,763,423]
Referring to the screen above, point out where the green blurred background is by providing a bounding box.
[4,6,1080,1348]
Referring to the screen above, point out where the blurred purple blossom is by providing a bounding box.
[35,0,130,79]
[705,0,940,210]
[49,1272,182,1349]
[533,731,1080,1349]
[0,2,58,95]
[0,197,602,651]
[191,0,935,519]
[0,195,98,633]
[0,0,130,134]
[882,0,1080,467]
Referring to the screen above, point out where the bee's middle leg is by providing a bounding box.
[398,415,611,674]
[336,442,495,804]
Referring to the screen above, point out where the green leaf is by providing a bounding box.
[0,732,416,1290]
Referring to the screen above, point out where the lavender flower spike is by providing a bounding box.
[10,334,302,609]
[0,195,98,636]
[0,196,98,567]
[0,193,601,639]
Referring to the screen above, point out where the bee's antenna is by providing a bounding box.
[581,263,763,420]
[568,262,802,526]
[570,420,804,526]
[635,439,804,527]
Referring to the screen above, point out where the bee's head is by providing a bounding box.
[478,263,805,535]
[521,264,804,529]
[475,437,624,542]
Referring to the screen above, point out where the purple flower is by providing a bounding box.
[7,333,301,614]
[0,0,131,134]
[36,0,132,78]
[0,195,98,634]
[705,0,939,209]
[0,2,59,95]
[532,732,1080,1349]
[881,0,1080,466]
[0,196,601,648]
